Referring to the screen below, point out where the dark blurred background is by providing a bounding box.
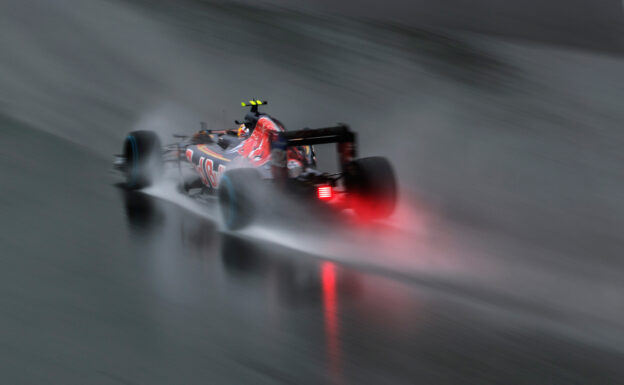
[1,0,624,384]
[245,0,624,51]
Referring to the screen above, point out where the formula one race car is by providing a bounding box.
[114,100,397,230]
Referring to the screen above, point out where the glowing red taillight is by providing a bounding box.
[317,185,333,200]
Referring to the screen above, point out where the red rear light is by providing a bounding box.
[317,185,333,200]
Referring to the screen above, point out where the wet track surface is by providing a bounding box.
[2,0,624,384]
[3,119,624,384]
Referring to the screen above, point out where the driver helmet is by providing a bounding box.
[237,124,249,137]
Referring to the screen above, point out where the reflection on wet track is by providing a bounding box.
[121,189,359,383]
[117,188,624,384]
[118,188,439,383]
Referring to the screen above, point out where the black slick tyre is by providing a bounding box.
[345,156,397,219]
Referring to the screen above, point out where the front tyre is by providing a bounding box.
[218,168,262,230]
[123,130,163,189]
[345,156,397,219]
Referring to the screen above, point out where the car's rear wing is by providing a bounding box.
[270,124,357,179]
[280,124,355,147]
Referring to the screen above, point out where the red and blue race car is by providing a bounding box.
[115,100,397,229]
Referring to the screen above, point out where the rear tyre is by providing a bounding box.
[218,168,262,230]
[123,130,163,189]
[345,156,397,219]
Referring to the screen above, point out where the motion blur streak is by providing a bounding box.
[1,0,624,384]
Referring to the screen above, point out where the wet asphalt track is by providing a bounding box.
[2,1,624,384]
